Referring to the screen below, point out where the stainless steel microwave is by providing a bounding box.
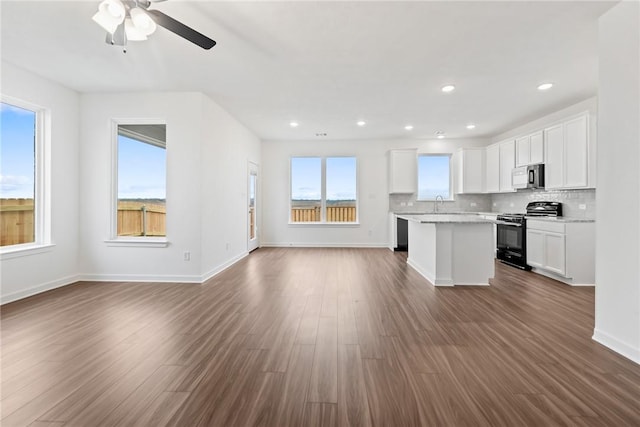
[512,164,545,189]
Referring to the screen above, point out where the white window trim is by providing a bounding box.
[0,95,51,256]
[416,153,455,202]
[288,156,360,226]
[106,118,169,247]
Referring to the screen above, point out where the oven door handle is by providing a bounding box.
[495,221,523,227]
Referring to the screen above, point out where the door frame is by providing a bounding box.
[247,161,259,252]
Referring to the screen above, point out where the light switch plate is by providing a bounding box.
[579,204,586,210]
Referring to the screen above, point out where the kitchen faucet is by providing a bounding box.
[433,195,444,213]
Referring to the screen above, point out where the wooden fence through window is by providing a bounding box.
[290,205,356,222]
[0,199,34,246]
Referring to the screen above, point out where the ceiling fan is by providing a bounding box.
[92,0,216,52]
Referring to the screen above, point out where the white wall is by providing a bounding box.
[261,138,487,247]
[593,1,640,364]
[200,95,261,280]
[0,62,80,303]
[79,92,261,282]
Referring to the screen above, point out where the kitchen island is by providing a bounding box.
[397,214,495,286]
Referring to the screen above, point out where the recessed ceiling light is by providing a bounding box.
[289,121,299,128]
[537,83,554,91]
[404,125,414,131]
[441,84,456,93]
[466,124,476,130]
[435,131,445,139]
[357,121,366,127]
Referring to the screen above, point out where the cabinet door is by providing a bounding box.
[544,124,564,189]
[459,148,484,193]
[515,136,530,167]
[499,140,515,192]
[544,232,566,275]
[485,144,500,193]
[389,150,417,193]
[564,115,588,188]
[526,230,545,269]
[529,131,544,164]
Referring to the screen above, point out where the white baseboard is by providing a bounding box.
[77,273,202,283]
[592,328,640,365]
[406,259,442,287]
[200,251,248,282]
[531,267,595,286]
[260,242,389,248]
[1,274,79,305]
[2,252,253,305]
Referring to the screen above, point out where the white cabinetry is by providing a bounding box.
[544,113,592,189]
[456,147,485,194]
[388,149,417,193]
[499,140,515,193]
[484,143,500,193]
[526,219,594,285]
[515,131,544,166]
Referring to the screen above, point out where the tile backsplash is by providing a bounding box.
[390,193,492,214]
[390,189,596,219]
[491,188,596,218]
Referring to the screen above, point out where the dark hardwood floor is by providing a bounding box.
[2,248,640,426]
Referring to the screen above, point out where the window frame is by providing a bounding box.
[289,155,359,226]
[416,153,454,202]
[0,96,53,259]
[105,118,169,247]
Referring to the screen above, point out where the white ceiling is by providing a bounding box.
[0,1,615,141]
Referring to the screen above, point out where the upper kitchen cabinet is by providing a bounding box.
[388,149,417,193]
[456,147,485,194]
[485,143,500,193]
[515,131,544,166]
[499,139,516,192]
[544,113,595,190]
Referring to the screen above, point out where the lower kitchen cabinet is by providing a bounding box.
[526,219,594,285]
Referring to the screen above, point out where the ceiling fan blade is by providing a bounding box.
[146,9,216,50]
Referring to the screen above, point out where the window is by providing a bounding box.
[0,100,42,248]
[417,154,452,200]
[116,124,166,238]
[290,156,357,223]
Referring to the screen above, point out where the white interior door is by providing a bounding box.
[248,162,259,252]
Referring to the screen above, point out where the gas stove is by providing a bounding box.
[496,202,563,271]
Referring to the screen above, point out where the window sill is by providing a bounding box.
[288,222,360,227]
[104,238,169,248]
[0,243,56,260]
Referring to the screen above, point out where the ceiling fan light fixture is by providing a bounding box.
[125,18,147,41]
[130,7,157,36]
[93,0,125,34]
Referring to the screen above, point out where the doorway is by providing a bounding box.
[248,162,259,252]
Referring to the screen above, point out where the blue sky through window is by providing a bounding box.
[291,157,356,201]
[118,135,166,200]
[326,157,356,200]
[291,157,321,200]
[418,155,451,200]
[0,102,36,199]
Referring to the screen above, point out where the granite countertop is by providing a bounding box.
[396,214,495,224]
[525,216,595,223]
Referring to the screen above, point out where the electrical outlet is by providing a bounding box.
[470,202,477,207]
[400,202,407,207]
[579,204,587,210]
[407,202,413,207]
[183,251,190,261]
[493,202,497,207]
[510,203,514,208]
